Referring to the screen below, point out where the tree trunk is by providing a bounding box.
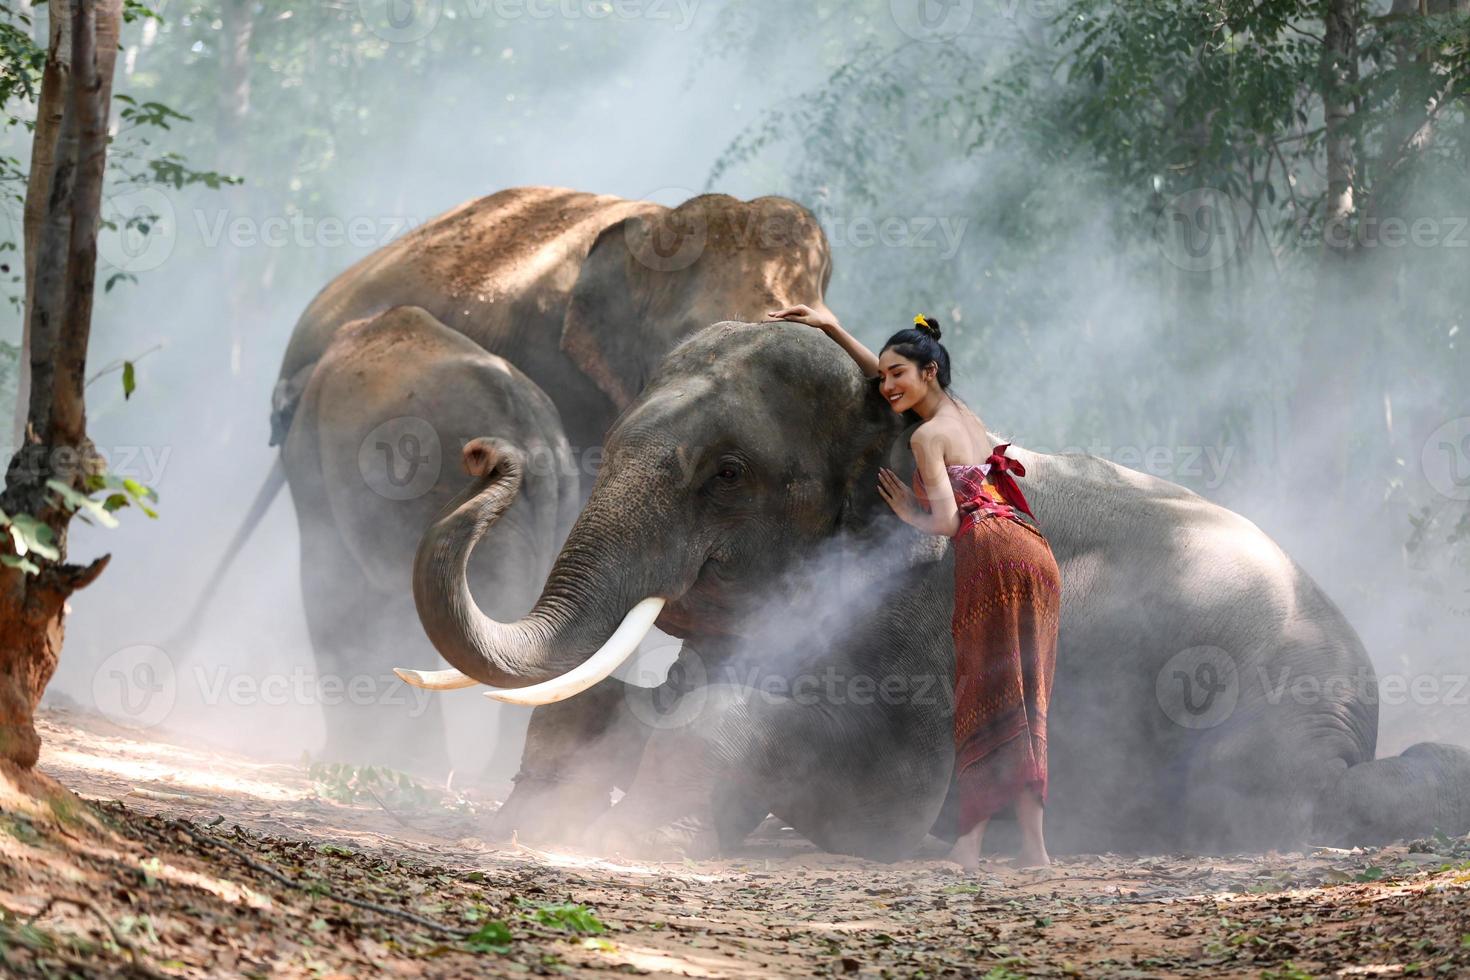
[14,0,72,447]
[0,0,122,771]
[1286,0,1362,504]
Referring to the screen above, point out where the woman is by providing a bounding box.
[765,305,1062,869]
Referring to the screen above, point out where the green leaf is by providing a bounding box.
[529,902,606,935]
[464,920,513,954]
[121,477,148,499]
[45,479,119,528]
[8,514,59,560]
[122,360,135,399]
[0,553,40,575]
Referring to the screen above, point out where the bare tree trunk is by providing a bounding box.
[1320,0,1359,258]
[0,0,122,772]
[14,1,73,447]
[51,0,119,445]
[1286,0,1362,502]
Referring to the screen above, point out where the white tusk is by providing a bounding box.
[393,667,483,691]
[484,596,666,706]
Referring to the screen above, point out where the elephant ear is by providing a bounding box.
[560,215,662,412]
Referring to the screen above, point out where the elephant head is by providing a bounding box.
[397,320,921,698]
[558,195,835,415]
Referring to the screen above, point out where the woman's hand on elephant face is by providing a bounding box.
[766,304,838,333]
[877,467,924,523]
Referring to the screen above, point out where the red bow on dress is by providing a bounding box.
[983,443,1035,519]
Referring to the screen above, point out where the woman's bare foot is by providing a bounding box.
[947,837,979,871]
[1013,847,1052,869]
[947,822,985,871]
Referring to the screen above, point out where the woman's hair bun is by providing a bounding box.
[912,313,941,341]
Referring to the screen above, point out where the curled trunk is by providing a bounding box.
[407,438,676,695]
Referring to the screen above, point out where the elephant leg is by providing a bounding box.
[592,673,953,862]
[1177,713,1344,853]
[486,675,652,846]
[1314,742,1470,845]
[298,515,449,777]
[714,781,772,853]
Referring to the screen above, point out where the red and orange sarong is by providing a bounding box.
[913,444,1062,833]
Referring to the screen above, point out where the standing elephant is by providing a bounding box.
[180,187,832,773]
[272,186,833,454]
[283,305,576,774]
[398,320,1470,857]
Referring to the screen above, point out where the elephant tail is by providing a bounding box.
[1313,741,1470,846]
[162,456,288,660]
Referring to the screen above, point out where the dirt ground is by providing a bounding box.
[2,706,1469,978]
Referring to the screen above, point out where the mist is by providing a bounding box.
[3,0,1465,822]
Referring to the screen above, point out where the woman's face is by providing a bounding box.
[877,349,934,413]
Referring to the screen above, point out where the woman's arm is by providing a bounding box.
[766,304,880,379]
[877,429,961,537]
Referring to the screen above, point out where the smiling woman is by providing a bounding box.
[765,305,1063,871]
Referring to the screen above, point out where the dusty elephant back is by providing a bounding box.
[274,186,659,443]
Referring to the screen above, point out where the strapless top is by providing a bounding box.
[911,445,1039,538]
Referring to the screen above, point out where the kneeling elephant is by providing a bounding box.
[399,320,1470,857]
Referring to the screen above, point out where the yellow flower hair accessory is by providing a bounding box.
[913,313,928,326]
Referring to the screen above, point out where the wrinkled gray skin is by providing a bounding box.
[412,319,1470,857]
[283,306,576,773]
[258,187,829,772]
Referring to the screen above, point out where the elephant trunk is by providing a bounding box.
[397,437,672,703]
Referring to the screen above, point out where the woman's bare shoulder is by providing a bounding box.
[909,416,965,456]
[911,411,987,465]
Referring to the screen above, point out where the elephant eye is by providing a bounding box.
[717,465,740,481]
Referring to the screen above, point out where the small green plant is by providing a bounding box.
[528,902,606,936]
[463,920,513,954]
[1,471,158,575]
[306,761,433,809]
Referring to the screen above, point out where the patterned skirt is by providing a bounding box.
[951,514,1062,832]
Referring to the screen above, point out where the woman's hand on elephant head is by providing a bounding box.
[766,304,838,333]
[877,467,925,524]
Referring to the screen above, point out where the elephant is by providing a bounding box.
[282,305,577,774]
[177,186,831,773]
[271,185,833,455]
[397,319,1470,857]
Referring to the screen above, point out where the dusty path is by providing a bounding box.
[2,706,1469,977]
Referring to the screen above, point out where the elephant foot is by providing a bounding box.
[485,777,613,849]
[590,810,721,862]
